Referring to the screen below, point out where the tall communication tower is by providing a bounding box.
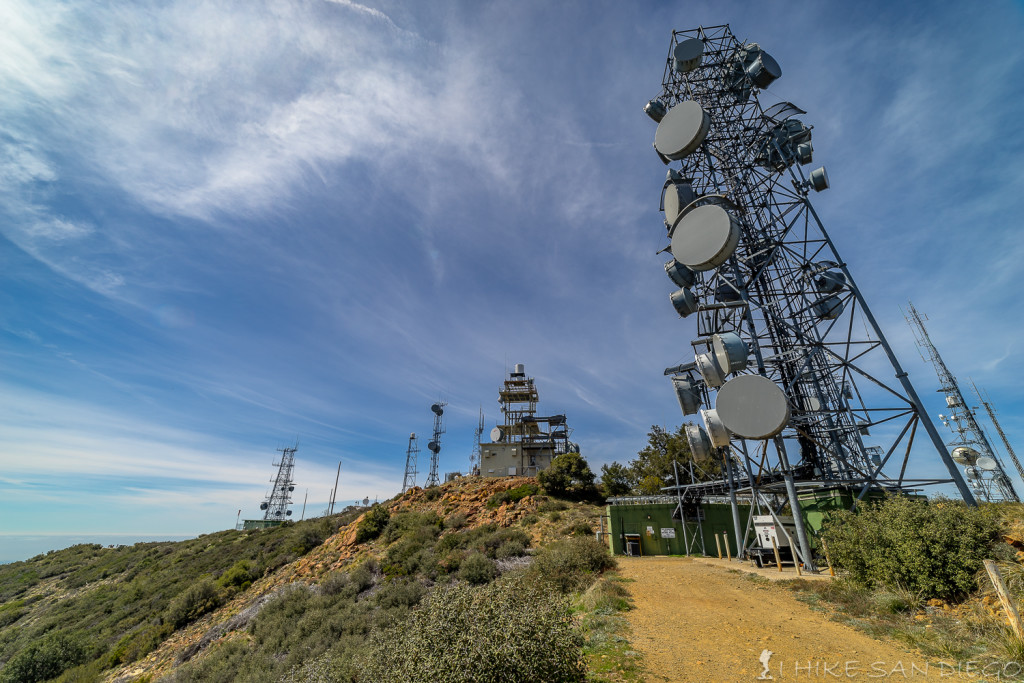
[904,304,1018,502]
[401,433,420,493]
[646,25,975,569]
[259,445,297,520]
[970,379,1024,487]
[470,407,484,475]
[424,402,446,488]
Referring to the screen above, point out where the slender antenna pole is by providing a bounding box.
[330,460,342,514]
[300,490,308,520]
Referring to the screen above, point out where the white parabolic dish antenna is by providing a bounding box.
[490,427,503,442]
[716,374,791,439]
[670,204,741,271]
[654,101,710,160]
[976,456,998,471]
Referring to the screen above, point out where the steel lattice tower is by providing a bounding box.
[647,25,975,569]
[424,402,446,488]
[401,433,419,493]
[470,407,484,475]
[904,304,1019,502]
[260,446,297,520]
[971,379,1024,488]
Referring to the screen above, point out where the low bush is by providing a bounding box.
[562,521,594,537]
[165,580,223,629]
[217,560,258,592]
[486,483,539,509]
[357,575,586,682]
[424,488,442,501]
[480,529,531,559]
[494,539,527,560]
[0,632,91,683]
[355,505,391,544]
[530,537,615,594]
[444,512,468,530]
[458,553,498,585]
[821,496,1000,600]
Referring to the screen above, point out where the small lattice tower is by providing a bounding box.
[260,446,297,520]
[401,433,419,493]
[425,402,446,488]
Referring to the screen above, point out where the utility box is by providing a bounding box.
[749,515,796,568]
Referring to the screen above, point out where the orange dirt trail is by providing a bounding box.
[617,557,968,682]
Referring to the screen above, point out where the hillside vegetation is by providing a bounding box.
[0,476,636,683]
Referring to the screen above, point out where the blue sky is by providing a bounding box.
[2,0,1023,563]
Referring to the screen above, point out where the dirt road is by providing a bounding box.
[618,557,966,682]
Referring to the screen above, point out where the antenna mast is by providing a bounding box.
[402,433,420,493]
[470,406,484,475]
[904,303,1018,501]
[425,402,446,488]
[260,445,297,520]
[970,378,1024,492]
[646,24,978,568]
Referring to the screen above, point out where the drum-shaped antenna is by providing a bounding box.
[260,502,268,510]
[743,45,781,88]
[715,375,791,439]
[665,259,695,288]
[672,376,703,416]
[286,510,292,516]
[701,409,732,448]
[965,465,980,480]
[976,456,998,471]
[663,180,696,229]
[695,352,726,388]
[951,446,980,465]
[654,101,711,160]
[670,204,741,271]
[490,427,504,442]
[809,167,829,192]
[644,98,667,123]
[813,296,844,320]
[428,440,440,453]
[711,332,748,374]
[670,287,699,318]
[815,270,847,293]
[431,403,444,416]
[796,142,813,165]
[685,424,712,460]
[673,39,704,73]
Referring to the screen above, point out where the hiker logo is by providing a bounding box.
[757,649,774,680]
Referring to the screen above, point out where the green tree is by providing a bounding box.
[630,424,721,493]
[538,453,598,500]
[598,462,633,497]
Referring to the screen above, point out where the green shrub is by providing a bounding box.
[444,512,468,529]
[165,579,224,629]
[357,575,586,682]
[376,579,426,609]
[320,571,350,597]
[355,504,391,544]
[458,553,498,585]
[0,600,25,628]
[350,560,377,593]
[480,529,531,559]
[562,521,594,537]
[217,560,257,592]
[548,511,562,523]
[424,488,442,501]
[0,632,90,683]
[521,514,539,526]
[530,537,615,593]
[494,540,527,560]
[821,496,1000,600]
[579,577,631,615]
[486,483,539,509]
